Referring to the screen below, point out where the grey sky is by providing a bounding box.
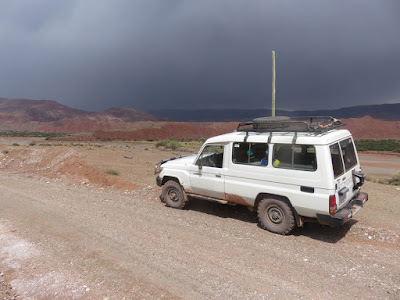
[0,0,399,111]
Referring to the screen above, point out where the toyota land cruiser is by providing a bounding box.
[155,116,368,235]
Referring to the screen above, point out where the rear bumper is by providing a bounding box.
[316,192,368,226]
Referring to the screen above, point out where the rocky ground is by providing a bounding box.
[0,141,399,299]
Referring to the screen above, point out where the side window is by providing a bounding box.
[330,143,344,178]
[273,144,317,171]
[232,143,269,166]
[196,145,224,168]
[340,138,357,171]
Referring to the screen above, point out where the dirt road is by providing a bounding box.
[0,144,399,299]
[358,153,400,178]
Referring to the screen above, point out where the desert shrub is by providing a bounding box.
[2,150,9,154]
[155,140,181,151]
[39,143,52,146]
[106,169,119,176]
[12,143,19,146]
[365,174,390,185]
[355,139,400,152]
[389,172,400,186]
[29,142,36,146]
[365,172,400,185]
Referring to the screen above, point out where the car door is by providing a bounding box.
[330,138,359,208]
[189,144,225,199]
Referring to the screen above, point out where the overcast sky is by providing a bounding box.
[0,1,399,112]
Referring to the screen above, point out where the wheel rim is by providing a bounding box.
[267,206,284,224]
[168,188,179,202]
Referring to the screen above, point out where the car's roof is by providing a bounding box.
[205,129,352,145]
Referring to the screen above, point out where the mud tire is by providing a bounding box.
[257,198,295,235]
[162,180,186,209]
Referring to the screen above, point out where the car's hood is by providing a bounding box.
[162,154,197,167]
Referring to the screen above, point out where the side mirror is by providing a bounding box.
[198,162,203,170]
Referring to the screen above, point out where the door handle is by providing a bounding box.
[193,172,201,175]
[339,187,349,196]
[300,186,314,193]
[215,174,222,178]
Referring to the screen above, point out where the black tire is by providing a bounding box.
[252,116,290,130]
[162,180,186,209]
[257,198,295,235]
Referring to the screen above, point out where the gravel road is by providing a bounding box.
[358,153,400,178]
[0,171,399,299]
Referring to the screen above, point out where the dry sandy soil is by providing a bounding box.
[0,141,399,299]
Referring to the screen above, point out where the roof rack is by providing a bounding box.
[236,116,345,133]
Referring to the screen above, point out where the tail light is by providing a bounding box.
[329,195,337,215]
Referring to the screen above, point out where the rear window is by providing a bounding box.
[272,144,317,171]
[330,138,358,178]
[340,138,358,170]
[330,143,344,178]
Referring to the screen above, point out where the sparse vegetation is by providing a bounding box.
[355,139,400,152]
[366,171,400,185]
[155,140,181,151]
[0,131,68,138]
[29,142,36,146]
[106,169,119,176]
[389,172,400,185]
[2,150,9,154]
[12,143,20,146]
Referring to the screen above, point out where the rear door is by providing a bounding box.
[330,137,359,208]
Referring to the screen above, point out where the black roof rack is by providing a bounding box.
[236,116,345,133]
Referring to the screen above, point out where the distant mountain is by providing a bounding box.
[149,103,400,122]
[0,98,399,140]
[0,98,162,132]
[99,107,162,122]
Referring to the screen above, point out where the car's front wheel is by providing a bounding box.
[162,180,186,209]
[257,198,295,235]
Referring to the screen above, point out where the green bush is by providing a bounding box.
[155,140,181,151]
[2,150,9,154]
[106,169,119,176]
[0,131,68,138]
[12,143,19,146]
[355,139,400,152]
[29,142,36,146]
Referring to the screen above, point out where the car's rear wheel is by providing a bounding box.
[162,180,186,209]
[257,198,295,235]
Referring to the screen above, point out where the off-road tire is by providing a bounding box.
[252,116,290,130]
[162,180,186,209]
[257,198,295,235]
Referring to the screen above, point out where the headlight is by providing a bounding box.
[154,164,163,175]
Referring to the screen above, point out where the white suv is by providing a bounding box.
[155,117,368,235]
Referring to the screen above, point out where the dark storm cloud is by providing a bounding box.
[0,0,399,111]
